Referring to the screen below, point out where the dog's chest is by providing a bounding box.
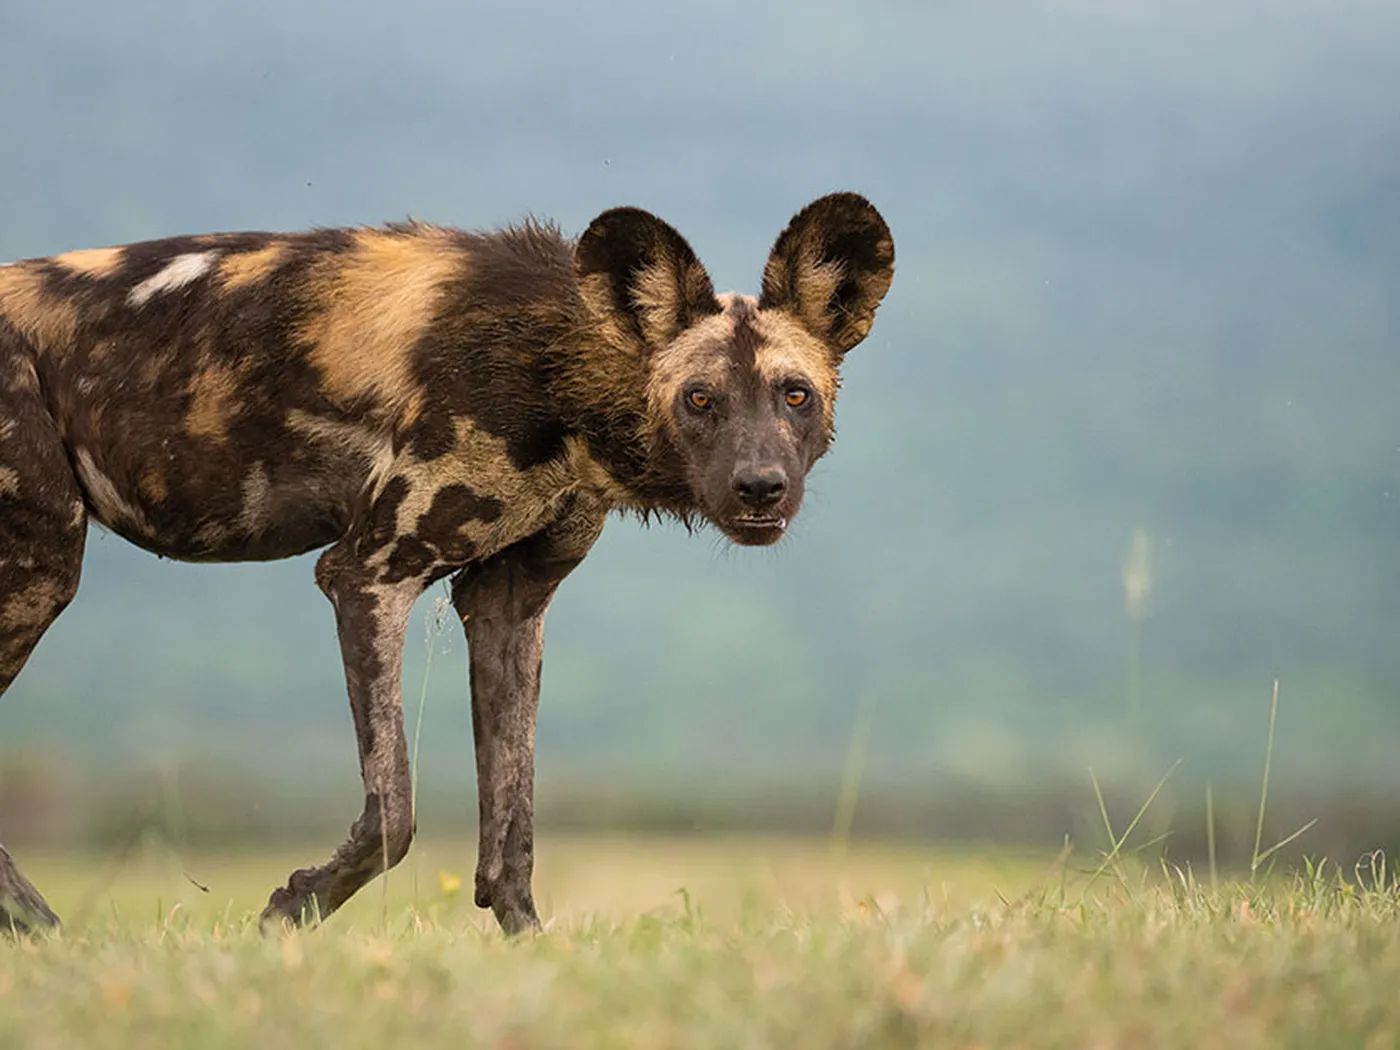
[357,429,620,580]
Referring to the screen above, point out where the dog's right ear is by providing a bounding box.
[576,207,721,354]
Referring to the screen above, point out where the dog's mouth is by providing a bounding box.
[721,514,788,546]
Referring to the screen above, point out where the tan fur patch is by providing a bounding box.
[561,435,633,505]
[400,390,424,430]
[2,354,40,395]
[54,247,125,279]
[763,245,846,345]
[186,365,239,440]
[582,253,716,355]
[630,253,712,348]
[285,409,388,462]
[646,310,738,414]
[298,227,461,421]
[0,266,79,352]
[378,418,594,573]
[751,311,838,394]
[0,465,20,497]
[762,216,893,354]
[631,261,679,345]
[0,578,66,631]
[578,273,640,355]
[752,310,841,428]
[138,468,168,504]
[219,243,290,291]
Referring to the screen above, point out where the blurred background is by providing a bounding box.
[0,0,1397,869]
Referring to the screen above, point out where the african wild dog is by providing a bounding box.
[0,193,894,933]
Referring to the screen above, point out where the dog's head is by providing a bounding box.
[576,193,894,544]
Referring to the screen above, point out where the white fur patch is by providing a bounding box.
[127,251,219,307]
[74,449,147,530]
[715,291,759,312]
[238,464,273,536]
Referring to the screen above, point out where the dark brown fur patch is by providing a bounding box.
[0,267,79,352]
[382,536,437,583]
[418,483,504,534]
[361,476,411,556]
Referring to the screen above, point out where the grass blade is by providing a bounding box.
[1253,818,1319,870]
[1206,782,1218,892]
[830,686,878,857]
[1086,761,1181,886]
[1251,679,1280,878]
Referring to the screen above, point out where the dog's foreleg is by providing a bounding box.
[452,504,604,934]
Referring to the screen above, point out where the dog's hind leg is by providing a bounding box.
[0,343,88,932]
[260,541,422,928]
[0,846,59,934]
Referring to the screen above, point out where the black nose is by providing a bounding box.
[732,467,787,508]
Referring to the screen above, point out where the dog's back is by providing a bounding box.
[0,222,582,563]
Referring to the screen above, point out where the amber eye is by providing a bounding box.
[687,389,712,411]
[784,388,810,408]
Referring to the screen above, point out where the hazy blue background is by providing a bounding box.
[1,0,1397,844]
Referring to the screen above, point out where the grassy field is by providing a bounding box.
[3,835,1400,1048]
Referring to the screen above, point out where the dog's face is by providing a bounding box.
[648,292,832,545]
[576,193,895,542]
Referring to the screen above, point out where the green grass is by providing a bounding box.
[3,836,1400,1048]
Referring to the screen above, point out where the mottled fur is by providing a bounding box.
[0,194,893,933]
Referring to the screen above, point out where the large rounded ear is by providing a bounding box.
[759,193,895,354]
[576,207,721,353]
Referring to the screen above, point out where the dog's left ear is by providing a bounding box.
[759,193,895,355]
[576,207,721,354]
